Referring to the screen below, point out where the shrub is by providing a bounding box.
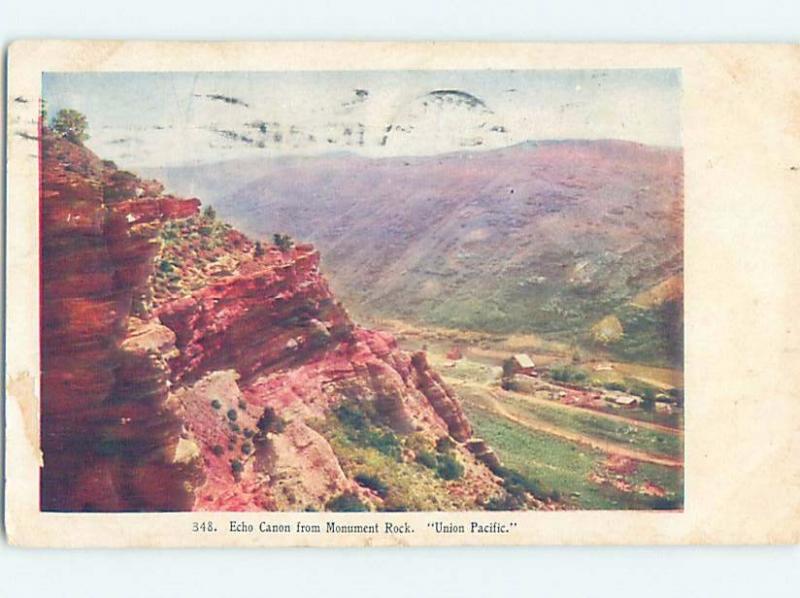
[354,473,389,498]
[202,205,216,220]
[500,358,517,390]
[241,442,253,455]
[238,400,247,410]
[435,453,464,481]
[501,358,516,379]
[505,470,545,497]
[51,108,89,144]
[668,387,684,402]
[254,241,265,257]
[326,492,369,512]
[333,399,402,460]
[363,429,402,460]
[435,436,456,454]
[273,233,294,252]
[415,450,438,469]
[211,445,224,456]
[226,409,238,421]
[256,406,286,434]
[230,459,243,474]
[485,493,526,511]
[158,260,173,273]
[491,465,552,502]
[210,399,222,410]
[333,400,369,430]
[380,500,410,512]
[161,225,178,242]
[549,365,588,384]
[404,432,430,454]
[500,377,517,391]
[309,326,332,349]
[603,381,627,392]
[629,381,656,400]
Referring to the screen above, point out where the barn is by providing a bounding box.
[509,354,537,377]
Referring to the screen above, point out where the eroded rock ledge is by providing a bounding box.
[40,131,517,512]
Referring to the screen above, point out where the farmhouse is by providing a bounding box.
[614,395,639,407]
[603,393,640,407]
[509,353,537,377]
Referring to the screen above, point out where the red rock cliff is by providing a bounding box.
[40,132,201,511]
[40,132,505,512]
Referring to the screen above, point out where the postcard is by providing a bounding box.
[4,41,799,546]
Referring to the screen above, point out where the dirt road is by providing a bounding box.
[460,384,683,469]
[449,376,681,435]
[497,385,681,435]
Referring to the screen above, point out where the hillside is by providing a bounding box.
[147,140,683,366]
[40,130,573,513]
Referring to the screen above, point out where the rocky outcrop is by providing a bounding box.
[465,438,502,471]
[40,131,505,512]
[263,420,356,510]
[410,351,472,441]
[237,329,472,442]
[40,132,201,511]
[167,370,275,511]
[155,246,348,384]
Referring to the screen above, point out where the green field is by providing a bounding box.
[596,403,683,429]
[502,393,683,459]
[463,402,683,510]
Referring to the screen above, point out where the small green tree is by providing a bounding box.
[435,453,465,481]
[435,436,456,454]
[202,205,217,220]
[51,109,89,144]
[415,450,438,469]
[256,406,286,434]
[501,358,516,379]
[326,492,369,512]
[354,473,389,498]
[273,233,294,252]
[501,357,516,390]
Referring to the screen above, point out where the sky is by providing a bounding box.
[42,69,681,168]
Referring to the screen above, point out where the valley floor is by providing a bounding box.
[375,318,684,510]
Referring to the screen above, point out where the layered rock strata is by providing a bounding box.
[40,131,512,512]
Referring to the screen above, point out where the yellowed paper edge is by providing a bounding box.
[5,41,800,547]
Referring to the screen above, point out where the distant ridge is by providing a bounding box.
[145,139,683,366]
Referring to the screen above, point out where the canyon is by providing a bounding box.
[150,140,684,367]
[39,130,536,512]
